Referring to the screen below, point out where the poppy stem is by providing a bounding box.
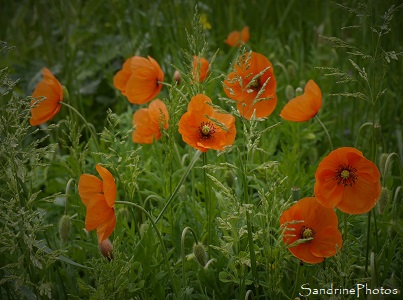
[343,213,348,242]
[59,102,100,153]
[203,152,212,257]
[291,262,301,299]
[181,226,199,287]
[155,150,202,223]
[315,116,333,150]
[365,211,371,273]
[115,201,179,296]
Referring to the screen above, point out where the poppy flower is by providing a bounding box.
[132,99,169,144]
[224,26,250,47]
[280,80,322,122]
[192,56,209,82]
[113,56,164,104]
[314,147,382,214]
[280,197,342,264]
[30,67,63,126]
[178,94,236,152]
[223,51,277,120]
[78,164,117,242]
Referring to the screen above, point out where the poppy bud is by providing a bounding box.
[62,86,69,103]
[383,153,394,180]
[379,153,388,177]
[173,70,181,85]
[179,184,187,200]
[295,87,303,96]
[225,170,236,187]
[377,187,389,215]
[291,186,300,202]
[99,238,113,260]
[373,122,382,144]
[285,84,295,100]
[139,223,149,238]
[59,215,71,244]
[287,64,296,78]
[193,242,208,267]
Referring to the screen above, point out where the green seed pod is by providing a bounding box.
[193,242,208,267]
[62,85,69,103]
[379,153,388,177]
[59,215,71,244]
[139,223,149,238]
[179,184,187,200]
[291,186,300,202]
[377,187,389,215]
[225,170,236,188]
[285,84,295,100]
[295,87,303,96]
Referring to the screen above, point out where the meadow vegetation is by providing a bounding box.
[1,0,402,299]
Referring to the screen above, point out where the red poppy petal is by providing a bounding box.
[126,70,162,104]
[78,174,103,207]
[148,99,169,127]
[30,77,62,126]
[310,226,342,258]
[96,164,116,207]
[85,198,113,231]
[96,211,116,242]
[289,243,324,264]
[280,80,322,122]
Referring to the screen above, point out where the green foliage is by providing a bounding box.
[0,42,60,298]
[1,0,402,299]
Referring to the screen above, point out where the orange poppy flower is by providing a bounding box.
[280,80,322,122]
[223,51,277,120]
[78,164,117,242]
[113,56,164,104]
[224,26,250,47]
[314,147,382,214]
[192,56,209,82]
[132,99,169,144]
[30,67,63,126]
[178,94,236,152]
[280,197,342,264]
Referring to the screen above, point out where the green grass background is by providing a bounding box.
[1,0,402,299]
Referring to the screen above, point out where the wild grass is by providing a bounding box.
[1,0,402,299]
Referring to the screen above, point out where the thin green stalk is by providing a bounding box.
[291,262,301,299]
[315,115,333,150]
[373,209,379,251]
[203,152,212,256]
[115,201,178,297]
[343,213,348,242]
[240,119,260,293]
[246,211,259,289]
[354,122,373,148]
[181,227,199,287]
[60,101,100,152]
[245,290,255,300]
[159,81,188,99]
[156,150,202,223]
[365,210,371,273]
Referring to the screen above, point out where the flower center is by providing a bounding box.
[300,225,315,242]
[249,76,261,89]
[334,164,358,187]
[198,122,216,140]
